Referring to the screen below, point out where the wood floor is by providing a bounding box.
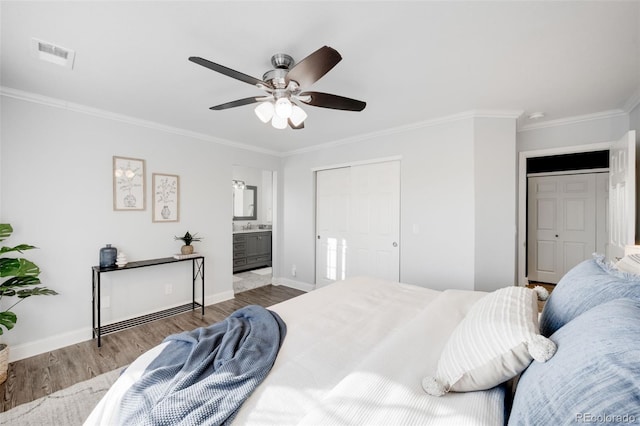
[0,284,304,412]
[527,281,555,312]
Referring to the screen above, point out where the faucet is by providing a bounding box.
[245,222,252,230]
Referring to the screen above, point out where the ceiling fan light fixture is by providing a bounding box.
[274,97,293,119]
[271,114,288,129]
[254,102,274,123]
[290,105,308,127]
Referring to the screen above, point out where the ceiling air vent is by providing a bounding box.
[30,38,75,69]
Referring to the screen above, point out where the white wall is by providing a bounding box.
[631,102,640,134]
[0,96,281,361]
[278,115,518,292]
[517,114,629,153]
[474,118,517,291]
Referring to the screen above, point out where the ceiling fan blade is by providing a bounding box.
[285,46,342,88]
[189,56,269,88]
[298,91,366,111]
[288,118,304,130]
[209,97,264,111]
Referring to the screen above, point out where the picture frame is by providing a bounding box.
[152,173,180,222]
[113,156,146,211]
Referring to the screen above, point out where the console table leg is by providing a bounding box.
[201,260,205,315]
[97,271,102,347]
[92,270,96,339]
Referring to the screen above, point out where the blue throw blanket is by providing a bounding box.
[118,305,287,426]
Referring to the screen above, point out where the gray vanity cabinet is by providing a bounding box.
[233,231,272,272]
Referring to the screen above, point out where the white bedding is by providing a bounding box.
[86,276,504,425]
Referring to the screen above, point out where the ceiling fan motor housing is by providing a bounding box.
[263,54,295,89]
[262,68,288,89]
[271,53,294,69]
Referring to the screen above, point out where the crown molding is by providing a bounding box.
[282,109,523,157]
[518,90,640,133]
[517,109,629,133]
[0,86,282,157]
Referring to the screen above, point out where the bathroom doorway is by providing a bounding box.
[232,165,275,293]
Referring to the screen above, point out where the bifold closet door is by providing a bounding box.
[315,161,400,287]
[527,174,596,284]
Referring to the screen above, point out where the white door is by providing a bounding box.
[315,167,350,287]
[315,161,400,286]
[528,173,597,283]
[347,161,400,281]
[608,130,636,261]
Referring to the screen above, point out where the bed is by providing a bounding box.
[85,257,640,425]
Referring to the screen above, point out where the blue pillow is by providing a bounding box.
[508,298,640,425]
[539,255,640,336]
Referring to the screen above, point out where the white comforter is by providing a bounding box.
[86,277,504,426]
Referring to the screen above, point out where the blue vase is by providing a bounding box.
[99,244,117,268]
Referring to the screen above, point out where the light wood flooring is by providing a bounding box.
[527,282,556,312]
[0,284,304,412]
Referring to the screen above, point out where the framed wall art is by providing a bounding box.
[113,156,146,211]
[152,173,180,222]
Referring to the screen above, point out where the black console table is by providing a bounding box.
[91,256,204,347]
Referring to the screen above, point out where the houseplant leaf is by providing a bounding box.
[0,276,42,295]
[0,311,17,335]
[0,244,37,255]
[0,224,12,242]
[0,258,40,277]
[16,287,58,298]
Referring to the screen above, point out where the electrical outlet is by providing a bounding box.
[291,265,297,277]
[101,296,110,309]
[165,284,173,295]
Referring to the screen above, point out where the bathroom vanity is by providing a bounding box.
[233,230,272,273]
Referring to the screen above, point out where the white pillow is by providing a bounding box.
[422,286,556,396]
[615,254,640,275]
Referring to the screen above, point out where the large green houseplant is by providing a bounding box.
[0,223,58,383]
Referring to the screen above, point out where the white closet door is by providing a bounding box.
[348,161,400,281]
[315,167,351,288]
[315,161,400,287]
[528,173,596,283]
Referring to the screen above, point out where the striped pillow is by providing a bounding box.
[422,286,556,396]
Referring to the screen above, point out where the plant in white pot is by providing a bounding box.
[174,231,202,255]
[0,224,58,384]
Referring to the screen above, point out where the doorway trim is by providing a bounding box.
[517,141,612,285]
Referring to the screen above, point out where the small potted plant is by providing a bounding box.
[174,231,202,255]
[0,224,58,384]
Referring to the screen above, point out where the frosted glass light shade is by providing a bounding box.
[271,114,288,129]
[290,105,307,127]
[254,102,274,123]
[274,98,293,118]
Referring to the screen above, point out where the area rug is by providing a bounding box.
[0,368,121,426]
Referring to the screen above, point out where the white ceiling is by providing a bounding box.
[2,1,639,155]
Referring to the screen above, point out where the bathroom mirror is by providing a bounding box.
[233,185,257,220]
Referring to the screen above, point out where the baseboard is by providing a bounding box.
[8,290,236,363]
[8,327,93,363]
[272,277,315,292]
[205,290,235,306]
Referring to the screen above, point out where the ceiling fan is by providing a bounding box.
[188,46,366,130]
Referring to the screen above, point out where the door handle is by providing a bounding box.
[392,242,398,247]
